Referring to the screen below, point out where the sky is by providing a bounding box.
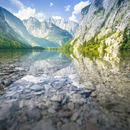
[0,0,92,23]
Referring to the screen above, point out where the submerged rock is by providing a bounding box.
[61,123,81,130]
[67,102,75,110]
[32,120,57,130]
[71,112,79,121]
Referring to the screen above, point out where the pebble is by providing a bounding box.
[59,110,72,118]
[42,110,48,116]
[71,112,79,121]
[15,67,24,71]
[27,108,42,121]
[57,121,63,128]
[3,80,12,86]
[51,95,63,102]
[91,92,97,97]
[30,85,43,92]
[18,115,27,123]
[86,121,99,130]
[77,118,82,125]
[61,123,81,130]
[48,108,56,114]
[19,125,31,130]
[84,81,96,91]
[32,120,57,130]
[68,102,74,110]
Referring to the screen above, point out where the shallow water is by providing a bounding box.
[0,50,130,130]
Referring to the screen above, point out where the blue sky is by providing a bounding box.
[0,0,92,22]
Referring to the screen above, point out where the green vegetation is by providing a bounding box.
[0,32,30,49]
[119,50,130,61]
[0,19,31,49]
[77,29,129,57]
[118,0,125,6]
[85,26,88,32]
[120,27,130,50]
[78,40,100,57]
[45,47,59,51]
[77,32,111,57]
[59,38,74,59]
[59,27,129,59]
[94,7,105,15]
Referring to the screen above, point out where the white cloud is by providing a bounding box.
[50,2,54,7]
[52,16,62,20]
[10,0,24,9]
[73,1,90,14]
[65,5,71,12]
[10,0,45,21]
[14,8,45,21]
[14,7,35,20]
[69,0,90,22]
[69,14,77,22]
[14,7,45,21]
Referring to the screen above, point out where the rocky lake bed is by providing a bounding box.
[0,50,130,130]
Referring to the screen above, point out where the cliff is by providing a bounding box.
[69,0,130,57]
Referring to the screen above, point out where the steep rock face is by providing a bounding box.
[71,0,130,55]
[23,17,72,46]
[50,17,78,36]
[0,7,58,47]
[23,17,42,38]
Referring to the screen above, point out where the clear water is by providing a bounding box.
[0,50,130,130]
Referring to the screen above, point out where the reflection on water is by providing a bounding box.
[0,50,31,94]
[0,49,29,60]
[74,51,130,129]
[0,50,72,94]
[0,49,130,130]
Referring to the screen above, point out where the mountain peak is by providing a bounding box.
[24,17,40,24]
[23,17,72,45]
[28,17,39,21]
[49,17,78,35]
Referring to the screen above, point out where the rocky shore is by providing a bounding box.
[0,73,125,130]
[0,60,28,95]
[0,74,91,130]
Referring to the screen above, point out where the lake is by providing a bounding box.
[0,50,130,130]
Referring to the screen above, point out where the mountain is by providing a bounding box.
[0,7,31,49]
[49,16,78,36]
[23,17,72,46]
[0,7,58,48]
[68,0,130,56]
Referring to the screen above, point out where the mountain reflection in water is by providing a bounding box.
[73,51,130,129]
[0,50,129,130]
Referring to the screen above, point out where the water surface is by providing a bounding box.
[0,50,130,130]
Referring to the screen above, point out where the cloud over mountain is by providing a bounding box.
[69,0,90,22]
[10,0,45,21]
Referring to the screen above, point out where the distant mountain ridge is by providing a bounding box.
[0,7,77,48]
[0,7,58,48]
[49,17,78,36]
[23,17,72,46]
